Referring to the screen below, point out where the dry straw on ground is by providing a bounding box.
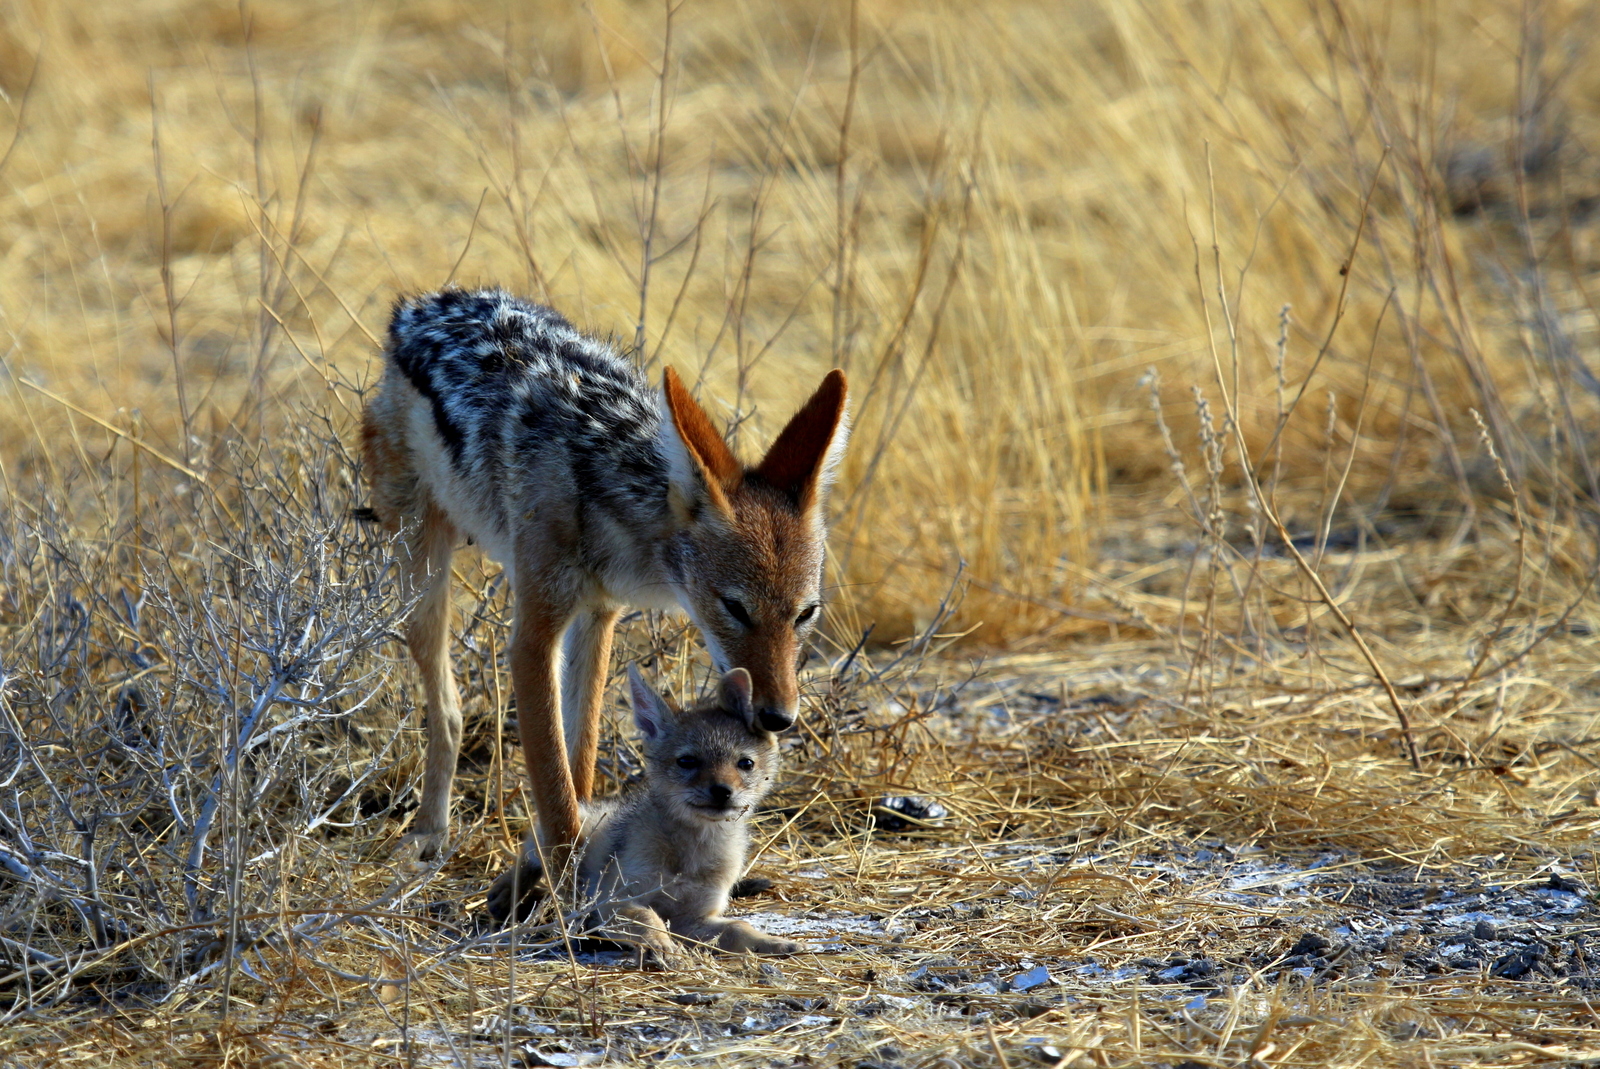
[2,0,1599,1066]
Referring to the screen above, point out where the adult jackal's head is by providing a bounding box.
[658,367,850,733]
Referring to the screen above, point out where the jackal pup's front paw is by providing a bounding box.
[634,930,678,970]
[747,933,801,956]
[713,919,800,956]
[611,904,677,969]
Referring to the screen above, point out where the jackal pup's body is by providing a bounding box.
[519,666,797,963]
[360,289,848,885]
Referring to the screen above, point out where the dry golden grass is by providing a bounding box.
[3,0,1593,639]
[3,0,1600,1066]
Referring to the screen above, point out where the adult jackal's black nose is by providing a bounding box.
[756,707,793,732]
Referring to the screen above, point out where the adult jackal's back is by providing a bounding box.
[360,288,849,868]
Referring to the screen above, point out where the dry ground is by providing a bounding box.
[3,446,1597,1067]
[4,0,1600,1066]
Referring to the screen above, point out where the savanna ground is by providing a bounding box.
[2,0,1600,1065]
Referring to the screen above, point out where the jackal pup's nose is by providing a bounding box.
[708,783,734,806]
[756,707,793,732]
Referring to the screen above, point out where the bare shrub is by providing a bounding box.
[0,425,412,1011]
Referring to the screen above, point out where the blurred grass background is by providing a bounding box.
[2,0,1596,647]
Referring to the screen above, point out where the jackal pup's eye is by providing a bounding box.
[736,757,755,771]
[721,597,753,627]
[795,604,818,627]
[676,755,700,769]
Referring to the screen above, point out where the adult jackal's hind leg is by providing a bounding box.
[403,501,462,859]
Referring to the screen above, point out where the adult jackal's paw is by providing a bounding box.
[484,856,546,924]
[728,876,775,899]
[397,830,449,871]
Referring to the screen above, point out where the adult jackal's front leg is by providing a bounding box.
[561,608,622,801]
[487,586,583,923]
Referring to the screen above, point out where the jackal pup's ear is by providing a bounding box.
[755,369,850,513]
[660,367,741,521]
[627,663,675,741]
[718,668,757,730]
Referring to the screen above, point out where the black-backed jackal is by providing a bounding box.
[510,665,798,963]
[360,289,848,889]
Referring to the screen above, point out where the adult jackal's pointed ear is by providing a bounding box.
[660,367,741,519]
[755,369,850,512]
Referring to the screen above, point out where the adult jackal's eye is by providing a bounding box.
[795,604,818,627]
[676,755,700,769]
[721,597,753,628]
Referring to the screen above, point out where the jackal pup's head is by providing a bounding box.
[658,367,850,735]
[628,664,780,823]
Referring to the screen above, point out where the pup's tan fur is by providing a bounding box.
[511,666,798,964]
[359,290,848,893]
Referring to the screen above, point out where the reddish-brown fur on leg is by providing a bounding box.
[563,609,621,801]
[362,400,465,855]
[405,503,462,845]
[359,407,408,532]
[507,595,582,863]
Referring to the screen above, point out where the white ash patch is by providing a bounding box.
[891,841,1597,995]
[357,1025,611,1068]
[738,909,892,948]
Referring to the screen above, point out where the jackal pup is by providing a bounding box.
[360,288,849,880]
[514,665,798,964]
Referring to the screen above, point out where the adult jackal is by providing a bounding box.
[360,288,849,884]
